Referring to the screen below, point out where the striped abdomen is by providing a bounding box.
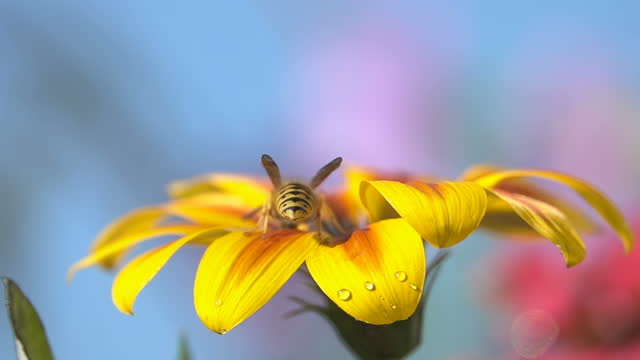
[275,183,316,223]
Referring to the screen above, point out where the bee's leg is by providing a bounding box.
[262,213,270,236]
[252,194,272,237]
[260,198,272,237]
[315,209,323,241]
[243,206,262,219]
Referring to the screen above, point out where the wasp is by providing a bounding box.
[257,154,343,238]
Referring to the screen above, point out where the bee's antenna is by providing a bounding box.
[261,154,282,188]
[310,157,342,189]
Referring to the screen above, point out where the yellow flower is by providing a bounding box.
[68,159,633,334]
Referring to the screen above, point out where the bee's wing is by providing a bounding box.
[261,154,282,188]
[310,157,342,189]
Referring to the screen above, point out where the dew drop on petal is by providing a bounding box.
[390,304,397,310]
[214,300,223,307]
[337,289,352,301]
[364,282,376,291]
[409,283,420,291]
[394,271,407,282]
[510,309,558,359]
[219,329,228,335]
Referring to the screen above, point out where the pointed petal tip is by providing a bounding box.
[112,288,135,316]
[65,269,76,284]
[621,227,635,253]
[117,306,134,316]
[66,258,99,283]
[564,251,582,268]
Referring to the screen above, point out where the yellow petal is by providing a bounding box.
[342,167,380,223]
[163,202,255,227]
[68,224,208,281]
[306,219,425,324]
[480,192,543,237]
[474,170,634,252]
[169,193,254,208]
[489,189,586,266]
[194,230,318,334]
[112,228,228,315]
[462,164,596,234]
[168,174,270,208]
[89,207,168,269]
[458,163,503,181]
[342,167,443,224]
[360,181,487,248]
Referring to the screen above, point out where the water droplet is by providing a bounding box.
[394,271,407,282]
[390,304,397,310]
[510,310,558,359]
[214,300,223,307]
[364,281,376,291]
[337,289,352,301]
[219,329,228,335]
[409,284,420,292]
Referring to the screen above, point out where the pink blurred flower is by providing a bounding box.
[488,216,640,359]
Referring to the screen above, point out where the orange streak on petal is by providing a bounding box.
[194,230,318,334]
[360,180,487,248]
[491,189,586,267]
[111,228,228,315]
[163,202,255,227]
[89,207,167,269]
[168,174,270,208]
[67,224,211,281]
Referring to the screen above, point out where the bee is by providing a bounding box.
[258,154,342,237]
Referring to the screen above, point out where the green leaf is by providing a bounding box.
[177,332,192,360]
[2,277,54,360]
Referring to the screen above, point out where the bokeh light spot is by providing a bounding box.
[510,309,559,359]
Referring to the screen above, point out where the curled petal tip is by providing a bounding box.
[121,309,135,316]
[66,259,101,284]
[113,298,135,316]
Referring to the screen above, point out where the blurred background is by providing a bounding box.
[1,1,639,359]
